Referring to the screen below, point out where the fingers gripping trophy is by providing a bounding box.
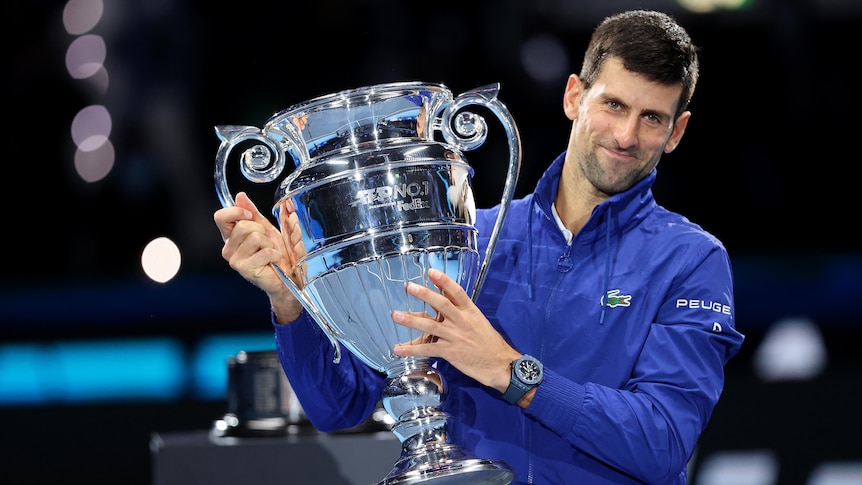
[214,82,521,485]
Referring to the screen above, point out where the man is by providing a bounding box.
[214,9,744,484]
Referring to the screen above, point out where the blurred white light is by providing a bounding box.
[753,317,827,381]
[677,0,719,13]
[83,65,110,95]
[65,34,106,79]
[677,0,750,13]
[521,34,570,84]
[807,462,862,485]
[74,138,114,182]
[142,237,182,283]
[71,104,112,152]
[63,0,104,35]
[696,450,779,485]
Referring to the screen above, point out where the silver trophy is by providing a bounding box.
[214,82,520,485]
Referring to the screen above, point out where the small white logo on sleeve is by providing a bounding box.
[676,298,731,315]
[712,322,723,333]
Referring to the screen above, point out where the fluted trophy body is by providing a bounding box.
[214,82,520,485]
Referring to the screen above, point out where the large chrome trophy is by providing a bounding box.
[214,82,520,484]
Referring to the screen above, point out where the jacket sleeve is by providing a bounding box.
[526,244,745,484]
[272,311,385,431]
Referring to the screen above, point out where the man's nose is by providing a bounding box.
[613,115,639,149]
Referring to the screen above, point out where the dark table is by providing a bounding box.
[150,429,401,485]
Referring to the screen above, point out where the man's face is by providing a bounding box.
[565,57,690,196]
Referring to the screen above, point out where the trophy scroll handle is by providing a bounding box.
[441,83,522,301]
[213,125,287,207]
[213,125,343,363]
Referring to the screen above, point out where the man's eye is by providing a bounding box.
[644,113,666,125]
[608,101,622,110]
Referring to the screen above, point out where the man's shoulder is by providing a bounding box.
[640,205,728,255]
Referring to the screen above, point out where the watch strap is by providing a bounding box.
[502,354,542,405]
[502,376,531,404]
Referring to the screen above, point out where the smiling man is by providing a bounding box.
[215,9,745,484]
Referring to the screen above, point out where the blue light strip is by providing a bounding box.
[0,333,275,406]
[192,333,277,400]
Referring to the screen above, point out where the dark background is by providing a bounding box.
[3,0,860,484]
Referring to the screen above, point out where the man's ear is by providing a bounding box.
[563,74,583,120]
[664,111,691,153]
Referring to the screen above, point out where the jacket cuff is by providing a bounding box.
[526,369,585,433]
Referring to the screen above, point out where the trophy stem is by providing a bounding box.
[378,359,513,485]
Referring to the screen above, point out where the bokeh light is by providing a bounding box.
[74,138,114,182]
[65,34,105,79]
[521,34,570,84]
[141,237,182,283]
[71,104,112,152]
[62,0,104,35]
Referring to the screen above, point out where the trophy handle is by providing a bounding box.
[271,264,342,364]
[441,83,522,301]
[213,125,343,363]
[213,125,288,208]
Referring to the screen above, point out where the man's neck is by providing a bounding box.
[554,176,608,237]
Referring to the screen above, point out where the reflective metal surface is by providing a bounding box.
[214,82,520,485]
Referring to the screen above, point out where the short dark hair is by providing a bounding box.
[579,10,699,117]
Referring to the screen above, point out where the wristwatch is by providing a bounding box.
[502,354,544,405]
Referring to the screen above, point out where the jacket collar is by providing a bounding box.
[534,151,658,242]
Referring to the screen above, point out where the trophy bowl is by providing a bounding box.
[214,82,520,485]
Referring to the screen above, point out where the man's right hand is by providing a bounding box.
[214,191,304,323]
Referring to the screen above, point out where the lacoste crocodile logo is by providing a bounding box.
[602,289,631,308]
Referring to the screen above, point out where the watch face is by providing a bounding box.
[517,359,542,384]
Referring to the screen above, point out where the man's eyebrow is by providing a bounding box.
[595,91,623,106]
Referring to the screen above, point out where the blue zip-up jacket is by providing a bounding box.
[272,151,745,484]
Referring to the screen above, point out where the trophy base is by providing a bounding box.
[379,444,513,485]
